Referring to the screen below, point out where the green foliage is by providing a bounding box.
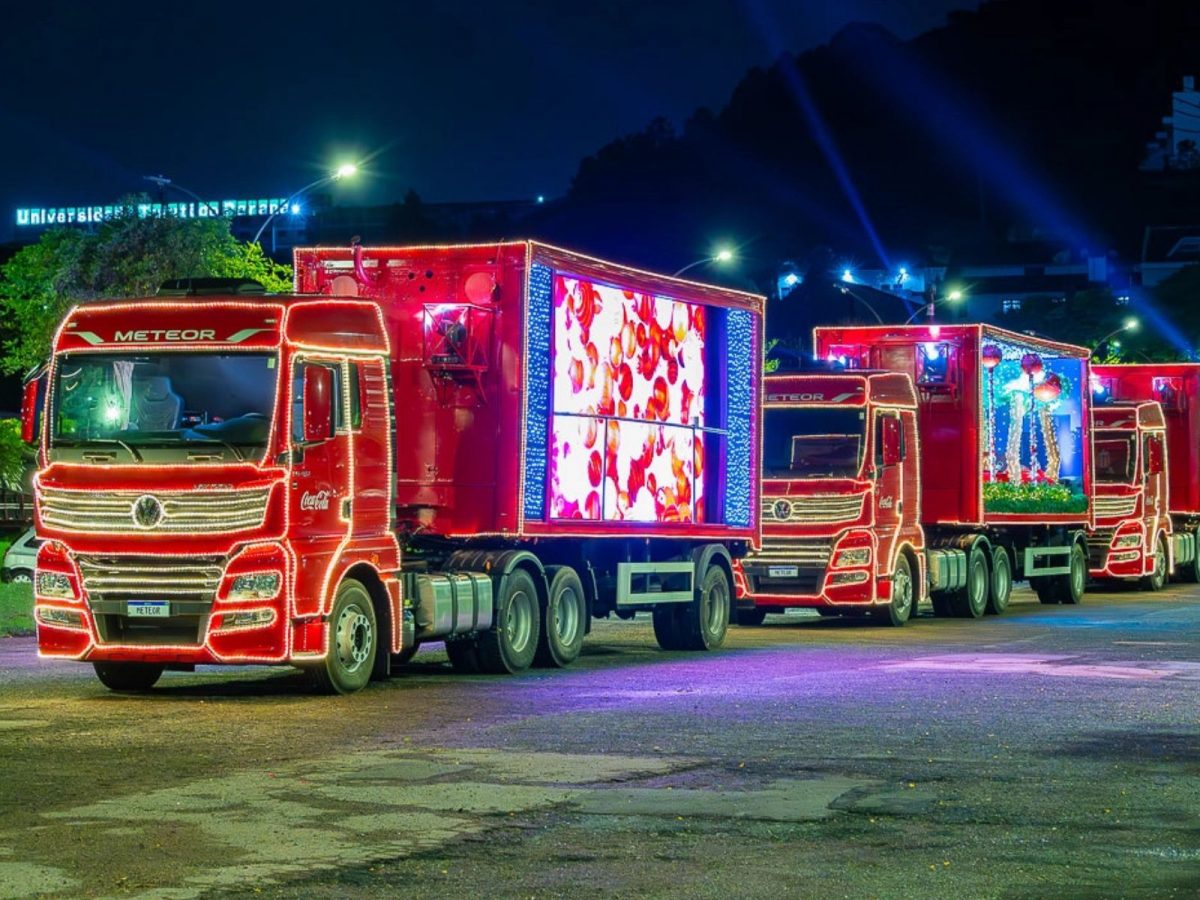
[764,338,781,373]
[983,480,1088,514]
[0,420,34,491]
[0,204,293,375]
[0,581,34,637]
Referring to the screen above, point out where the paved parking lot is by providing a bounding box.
[1,586,1198,898]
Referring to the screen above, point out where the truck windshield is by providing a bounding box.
[1094,432,1135,484]
[51,352,279,460]
[763,407,866,478]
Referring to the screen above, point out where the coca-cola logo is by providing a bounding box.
[300,490,331,511]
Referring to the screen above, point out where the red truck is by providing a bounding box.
[1087,401,1171,589]
[1092,364,1200,582]
[734,324,1096,624]
[25,241,764,693]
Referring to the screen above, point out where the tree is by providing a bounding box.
[0,205,292,375]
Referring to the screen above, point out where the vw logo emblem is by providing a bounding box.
[772,499,792,520]
[131,494,165,529]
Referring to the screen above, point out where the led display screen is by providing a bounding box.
[548,275,707,523]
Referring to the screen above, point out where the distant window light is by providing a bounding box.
[1116,294,1130,305]
[1002,299,1022,313]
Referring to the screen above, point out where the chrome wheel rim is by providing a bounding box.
[704,575,729,637]
[507,589,534,655]
[554,586,581,645]
[1071,551,1086,597]
[893,566,912,619]
[335,602,373,673]
[971,561,987,613]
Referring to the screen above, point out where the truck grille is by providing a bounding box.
[762,494,865,525]
[743,537,830,594]
[78,554,224,646]
[39,486,271,534]
[1092,495,1137,521]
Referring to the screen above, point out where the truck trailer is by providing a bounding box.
[734,324,1096,625]
[26,241,764,693]
[1092,364,1200,581]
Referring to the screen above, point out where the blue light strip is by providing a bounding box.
[523,262,553,521]
[724,308,755,528]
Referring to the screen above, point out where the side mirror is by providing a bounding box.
[302,365,333,443]
[21,369,46,444]
[1147,440,1164,477]
[881,416,902,467]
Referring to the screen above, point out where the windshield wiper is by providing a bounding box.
[189,438,245,462]
[55,437,143,462]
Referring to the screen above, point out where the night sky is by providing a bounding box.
[1,1,974,241]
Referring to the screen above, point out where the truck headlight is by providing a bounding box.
[229,573,281,600]
[36,571,75,600]
[832,547,872,568]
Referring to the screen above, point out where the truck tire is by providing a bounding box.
[92,662,164,692]
[1060,542,1087,605]
[875,554,914,627]
[654,564,731,651]
[476,568,540,674]
[534,566,587,668]
[951,545,988,618]
[1141,535,1168,592]
[987,546,1013,615]
[736,607,768,626]
[309,578,377,695]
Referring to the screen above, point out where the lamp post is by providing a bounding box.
[673,247,734,278]
[1096,318,1139,357]
[143,175,221,218]
[252,163,359,249]
[903,286,965,324]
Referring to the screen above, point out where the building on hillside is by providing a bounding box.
[1139,225,1200,287]
[1141,76,1200,172]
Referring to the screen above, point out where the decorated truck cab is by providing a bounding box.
[26,242,764,693]
[1087,401,1171,588]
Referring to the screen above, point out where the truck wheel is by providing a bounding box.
[987,546,1013,615]
[92,662,164,693]
[1060,543,1087,605]
[876,555,914,627]
[445,638,481,673]
[534,566,587,668]
[309,578,377,694]
[952,546,988,618]
[1033,576,1059,604]
[1141,535,1168,592]
[652,605,683,650]
[736,607,768,626]
[477,568,540,674]
[655,564,731,651]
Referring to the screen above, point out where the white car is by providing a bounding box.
[2,528,40,584]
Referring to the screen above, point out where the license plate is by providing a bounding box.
[767,566,799,578]
[127,601,170,618]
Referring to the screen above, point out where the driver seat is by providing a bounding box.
[131,375,182,431]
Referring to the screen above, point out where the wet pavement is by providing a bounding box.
[1,585,1198,898]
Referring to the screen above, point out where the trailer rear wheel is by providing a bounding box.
[1141,535,1168,592]
[309,578,377,695]
[92,662,164,693]
[652,605,683,649]
[654,563,730,651]
[477,568,540,674]
[987,546,1013,615]
[876,555,914,627]
[1061,543,1087,604]
[534,566,587,668]
[951,546,988,618]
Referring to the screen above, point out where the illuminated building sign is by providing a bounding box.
[15,199,291,228]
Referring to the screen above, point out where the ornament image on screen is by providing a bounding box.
[548,274,707,523]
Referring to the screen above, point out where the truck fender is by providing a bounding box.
[692,544,734,598]
[445,549,549,614]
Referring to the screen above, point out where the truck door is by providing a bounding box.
[873,410,905,579]
[1143,432,1166,544]
[290,357,352,618]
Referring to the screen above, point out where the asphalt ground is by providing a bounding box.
[1,584,1198,899]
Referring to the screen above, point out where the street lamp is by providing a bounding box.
[673,247,735,278]
[1096,318,1139,355]
[252,163,359,247]
[903,286,966,324]
[143,175,220,217]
